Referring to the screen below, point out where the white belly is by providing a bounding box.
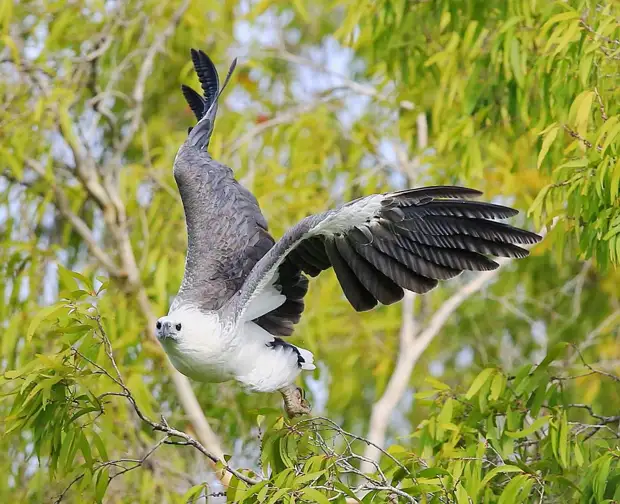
[160,307,310,392]
[232,323,304,392]
[164,342,235,382]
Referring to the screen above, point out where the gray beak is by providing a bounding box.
[159,321,174,338]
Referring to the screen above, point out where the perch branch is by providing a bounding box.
[77,317,257,486]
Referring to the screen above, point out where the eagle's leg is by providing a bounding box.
[279,384,311,417]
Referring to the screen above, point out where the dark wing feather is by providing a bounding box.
[173,145,273,310]
[230,186,541,335]
[324,237,378,311]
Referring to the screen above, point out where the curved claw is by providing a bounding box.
[280,385,312,418]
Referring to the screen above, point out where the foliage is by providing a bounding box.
[1,0,619,502]
[3,291,619,502]
[349,0,620,269]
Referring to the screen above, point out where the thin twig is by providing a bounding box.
[593,87,608,122]
[71,317,259,487]
[572,343,620,383]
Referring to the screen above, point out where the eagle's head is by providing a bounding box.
[155,316,183,341]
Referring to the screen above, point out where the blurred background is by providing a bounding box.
[1,0,619,502]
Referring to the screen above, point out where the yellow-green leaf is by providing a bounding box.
[465,368,496,400]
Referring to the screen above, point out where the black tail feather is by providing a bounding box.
[181,84,206,121]
[190,49,220,114]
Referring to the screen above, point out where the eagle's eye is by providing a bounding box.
[156,321,162,330]
[175,323,182,331]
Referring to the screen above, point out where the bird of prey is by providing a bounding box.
[156,49,542,417]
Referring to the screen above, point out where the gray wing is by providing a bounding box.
[228,186,542,333]
[173,144,308,326]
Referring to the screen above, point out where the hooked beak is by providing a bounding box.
[158,321,176,340]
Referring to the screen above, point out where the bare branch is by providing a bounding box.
[362,266,504,467]
[25,158,123,277]
[593,87,608,122]
[72,317,258,487]
[580,19,620,46]
[575,308,620,356]
[54,107,111,210]
[567,404,620,424]
[563,125,602,152]
[111,0,190,161]
[571,343,620,384]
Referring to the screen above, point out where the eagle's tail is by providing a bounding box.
[185,49,237,151]
[297,347,316,371]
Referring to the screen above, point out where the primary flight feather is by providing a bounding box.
[156,49,542,416]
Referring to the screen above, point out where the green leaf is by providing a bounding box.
[537,125,559,169]
[558,411,569,468]
[95,467,109,503]
[333,481,361,502]
[301,487,331,504]
[539,342,570,368]
[424,376,451,391]
[505,416,550,439]
[266,487,290,504]
[27,303,66,341]
[594,456,612,502]
[292,470,325,488]
[602,122,620,154]
[181,483,207,503]
[579,53,594,86]
[498,474,533,504]
[479,464,524,489]
[78,430,93,467]
[465,368,496,400]
[574,442,584,467]
[57,265,95,294]
[490,372,506,400]
[239,480,269,502]
[437,398,453,425]
[510,38,524,87]
[90,431,108,461]
[58,429,76,474]
[575,91,595,136]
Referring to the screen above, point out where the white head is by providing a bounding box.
[155,315,185,342]
[155,307,212,344]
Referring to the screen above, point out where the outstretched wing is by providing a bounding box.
[228,186,541,334]
[172,145,308,326]
[175,49,306,330]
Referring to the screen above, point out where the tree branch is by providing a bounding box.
[17,2,229,485]
[110,0,190,161]
[25,158,123,277]
[76,317,258,486]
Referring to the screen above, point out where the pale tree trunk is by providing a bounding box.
[21,0,229,482]
[360,267,503,471]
